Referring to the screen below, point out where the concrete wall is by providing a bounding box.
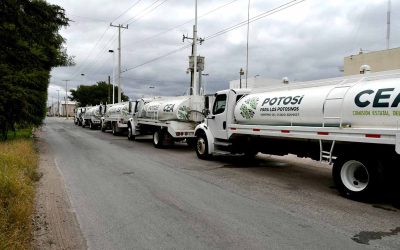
[344,47,400,76]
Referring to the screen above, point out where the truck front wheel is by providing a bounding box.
[112,123,118,136]
[195,134,211,160]
[332,156,384,201]
[153,129,164,148]
[128,126,135,141]
[101,121,106,132]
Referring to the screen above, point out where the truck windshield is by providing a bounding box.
[213,94,227,115]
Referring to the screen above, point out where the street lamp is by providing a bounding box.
[109,49,115,104]
[239,68,244,88]
[149,86,155,96]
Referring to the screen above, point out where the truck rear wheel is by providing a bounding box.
[128,126,135,141]
[153,129,164,148]
[196,134,210,160]
[332,155,384,201]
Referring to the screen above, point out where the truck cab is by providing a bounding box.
[194,89,250,158]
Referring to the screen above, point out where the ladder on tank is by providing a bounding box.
[320,78,364,163]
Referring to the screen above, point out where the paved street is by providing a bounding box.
[42,117,400,249]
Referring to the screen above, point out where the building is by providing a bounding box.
[343,47,400,76]
[48,101,76,117]
[229,77,288,89]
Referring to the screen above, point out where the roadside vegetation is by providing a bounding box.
[0,128,39,249]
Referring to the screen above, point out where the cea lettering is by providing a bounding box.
[355,88,400,108]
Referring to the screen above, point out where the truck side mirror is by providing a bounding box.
[203,109,210,116]
[99,105,103,115]
[134,101,139,113]
[129,101,132,113]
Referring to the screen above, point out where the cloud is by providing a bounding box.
[47,0,399,103]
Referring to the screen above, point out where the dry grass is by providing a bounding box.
[0,139,39,249]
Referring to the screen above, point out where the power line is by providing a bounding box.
[205,0,305,41]
[111,0,143,23]
[123,0,167,25]
[70,26,111,80]
[122,44,191,72]
[127,0,240,47]
[122,0,305,73]
[68,1,144,80]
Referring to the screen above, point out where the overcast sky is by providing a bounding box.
[47,0,399,105]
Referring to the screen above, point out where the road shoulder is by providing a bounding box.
[32,130,87,250]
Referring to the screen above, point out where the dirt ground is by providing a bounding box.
[32,130,86,250]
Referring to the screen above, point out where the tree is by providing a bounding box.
[0,0,72,139]
[70,81,129,107]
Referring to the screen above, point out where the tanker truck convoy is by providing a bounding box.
[101,102,133,135]
[82,105,102,129]
[194,69,400,200]
[127,95,205,148]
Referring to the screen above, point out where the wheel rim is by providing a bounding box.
[340,160,369,192]
[197,137,206,155]
[154,131,159,145]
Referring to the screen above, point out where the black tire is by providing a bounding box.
[243,149,258,160]
[332,155,384,201]
[195,133,211,160]
[186,138,196,148]
[127,125,135,141]
[153,129,164,148]
[82,121,86,128]
[112,122,118,136]
[101,121,106,132]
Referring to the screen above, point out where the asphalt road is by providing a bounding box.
[42,117,400,249]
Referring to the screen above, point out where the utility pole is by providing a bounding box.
[109,50,115,104]
[193,0,198,96]
[110,23,128,103]
[56,90,60,117]
[108,75,111,104]
[386,0,391,49]
[63,80,70,119]
[183,0,204,96]
[245,0,251,88]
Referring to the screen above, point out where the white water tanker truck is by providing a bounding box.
[100,102,133,135]
[82,105,102,129]
[194,69,400,200]
[74,107,85,126]
[127,95,205,148]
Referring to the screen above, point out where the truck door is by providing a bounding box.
[208,93,228,140]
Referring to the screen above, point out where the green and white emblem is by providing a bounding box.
[240,97,259,120]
